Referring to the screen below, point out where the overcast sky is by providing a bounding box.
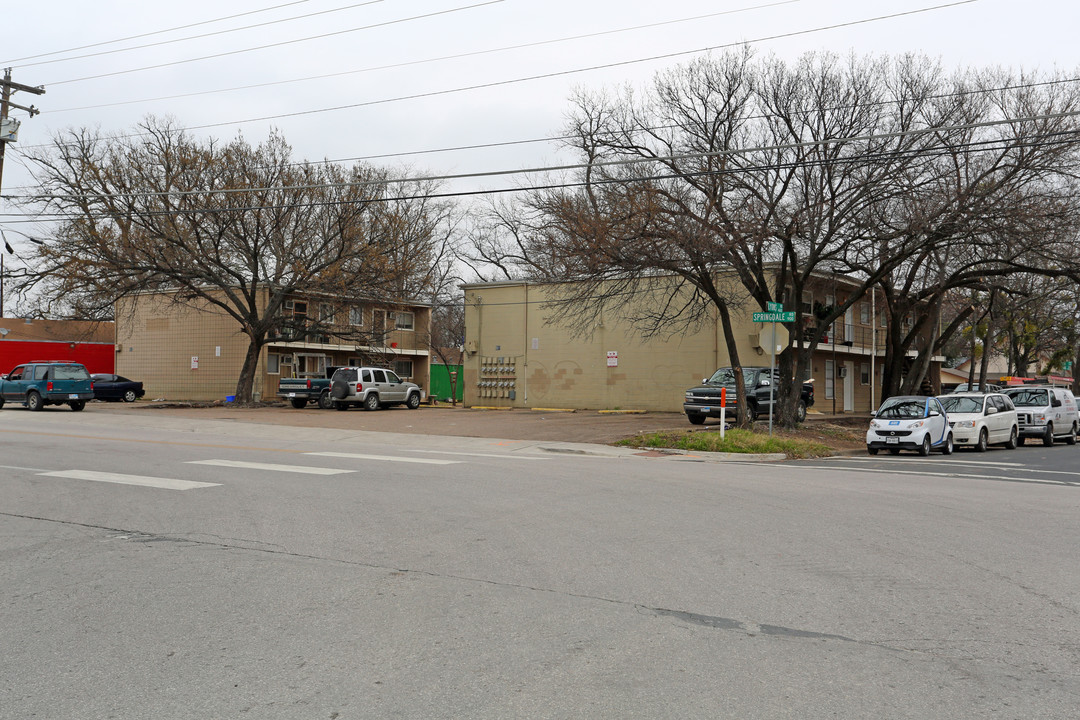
[2,0,1078,247]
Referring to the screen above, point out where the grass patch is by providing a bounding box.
[615,427,837,459]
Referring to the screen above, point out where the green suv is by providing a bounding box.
[0,361,95,411]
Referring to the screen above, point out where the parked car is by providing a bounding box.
[866,395,953,456]
[937,392,1018,451]
[683,366,814,425]
[1000,386,1079,446]
[949,382,1003,393]
[277,366,342,409]
[0,361,95,411]
[329,366,422,411]
[91,373,145,403]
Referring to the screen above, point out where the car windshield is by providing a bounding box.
[707,368,756,385]
[53,365,90,381]
[876,398,925,419]
[1004,388,1049,407]
[939,396,984,414]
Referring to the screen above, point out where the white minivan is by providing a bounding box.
[1001,386,1079,446]
[938,392,1019,451]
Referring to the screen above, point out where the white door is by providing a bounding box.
[843,361,855,412]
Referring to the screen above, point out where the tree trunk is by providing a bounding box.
[235,334,264,403]
[716,300,750,429]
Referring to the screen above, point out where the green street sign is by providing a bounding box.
[766,301,784,312]
[753,311,796,323]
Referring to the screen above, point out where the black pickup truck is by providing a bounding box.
[683,366,815,425]
[277,366,342,409]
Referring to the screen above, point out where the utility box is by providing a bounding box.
[0,117,19,143]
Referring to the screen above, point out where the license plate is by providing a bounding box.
[700,407,711,413]
[288,392,296,397]
[886,437,898,444]
[69,393,79,399]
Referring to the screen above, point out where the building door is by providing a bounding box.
[844,361,855,412]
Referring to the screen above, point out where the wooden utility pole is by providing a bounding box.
[0,67,45,317]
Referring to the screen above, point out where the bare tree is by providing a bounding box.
[16,117,451,401]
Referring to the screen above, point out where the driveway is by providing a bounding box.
[91,403,696,445]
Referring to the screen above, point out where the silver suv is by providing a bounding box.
[1001,386,1079,446]
[329,366,422,411]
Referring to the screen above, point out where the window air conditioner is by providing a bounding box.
[281,354,294,364]
[837,366,847,378]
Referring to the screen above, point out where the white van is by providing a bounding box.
[1001,386,1079,446]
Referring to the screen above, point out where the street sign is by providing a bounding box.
[766,301,783,312]
[752,311,795,323]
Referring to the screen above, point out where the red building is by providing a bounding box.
[0,318,115,374]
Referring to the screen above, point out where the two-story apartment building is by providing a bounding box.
[115,287,431,402]
[461,271,940,414]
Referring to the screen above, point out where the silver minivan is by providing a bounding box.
[1001,386,1079,446]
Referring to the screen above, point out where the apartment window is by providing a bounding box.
[320,303,334,323]
[292,301,307,319]
[825,360,835,399]
[801,290,813,315]
[395,311,415,331]
[267,353,280,374]
[349,307,364,326]
[393,359,414,378]
[860,362,870,385]
[860,302,869,324]
[880,310,887,328]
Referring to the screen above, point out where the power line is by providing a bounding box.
[10,0,989,159]
[15,1,388,69]
[21,0,980,152]
[44,0,505,87]
[13,108,1077,204]
[1,1,313,65]
[6,122,1077,223]
[45,0,800,113]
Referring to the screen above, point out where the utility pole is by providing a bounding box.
[0,67,46,318]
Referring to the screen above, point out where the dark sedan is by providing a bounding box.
[92,374,145,403]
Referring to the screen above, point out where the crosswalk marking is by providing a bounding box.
[304,451,460,465]
[409,449,547,460]
[40,469,221,490]
[186,459,354,475]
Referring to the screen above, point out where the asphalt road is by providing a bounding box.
[2,408,1079,718]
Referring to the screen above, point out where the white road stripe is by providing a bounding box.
[791,464,1071,486]
[409,449,547,460]
[40,469,220,490]
[834,456,1026,468]
[304,452,460,465]
[2,464,49,472]
[828,456,1080,477]
[186,459,354,475]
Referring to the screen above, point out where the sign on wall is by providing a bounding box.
[607,351,618,367]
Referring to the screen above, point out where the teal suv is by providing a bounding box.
[0,361,95,411]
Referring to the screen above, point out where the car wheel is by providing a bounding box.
[1004,425,1018,450]
[26,391,43,412]
[406,392,421,410]
[688,414,706,425]
[795,400,807,423]
[975,428,988,453]
[745,403,758,423]
[0,398,5,409]
[122,389,137,403]
[942,433,954,455]
[364,394,380,411]
[331,381,349,400]
[1067,424,1078,446]
[333,401,349,411]
[70,400,86,412]
[1043,423,1054,447]
[867,446,879,455]
[318,390,334,410]
[918,435,931,456]
[290,398,307,409]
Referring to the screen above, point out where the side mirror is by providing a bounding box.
[759,379,770,387]
[986,406,998,415]
[870,410,878,417]
[702,378,709,384]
